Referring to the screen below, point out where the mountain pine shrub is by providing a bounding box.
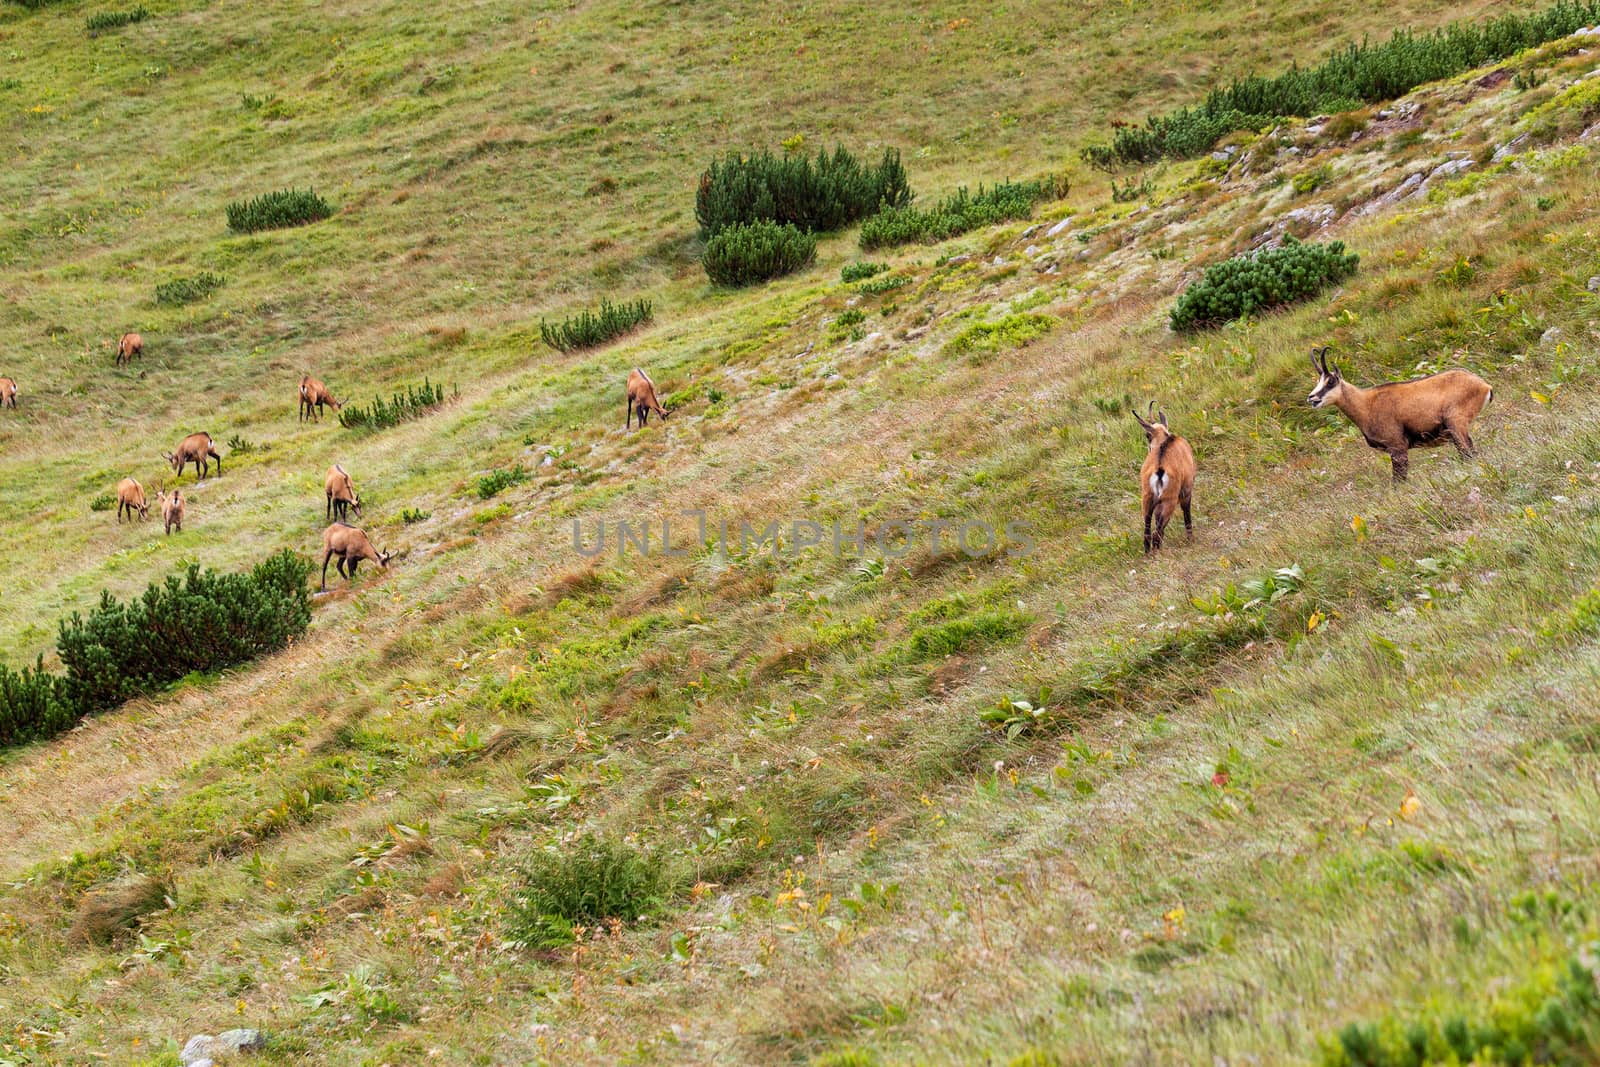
[1170,237,1359,332]
[225,187,333,234]
[539,298,653,353]
[338,379,452,432]
[85,6,148,34]
[859,177,1066,250]
[0,552,312,748]
[155,271,225,306]
[841,261,889,283]
[1084,0,1600,167]
[695,146,910,237]
[702,220,816,286]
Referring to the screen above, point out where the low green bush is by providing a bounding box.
[154,271,225,306]
[88,492,115,512]
[85,6,148,34]
[338,379,452,432]
[0,552,312,748]
[539,298,652,353]
[476,465,529,499]
[509,835,672,948]
[702,220,817,287]
[225,187,333,234]
[1169,237,1358,332]
[400,507,431,525]
[859,177,1065,250]
[696,146,911,238]
[841,261,889,283]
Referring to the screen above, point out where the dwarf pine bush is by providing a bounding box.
[1170,237,1359,331]
[338,379,452,432]
[1084,0,1600,167]
[509,836,672,948]
[702,220,817,286]
[154,271,225,306]
[539,298,652,353]
[0,552,312,748]
[225,187,333,234]
[695,146,910,237]
[85,6,148,34]
[841,261,889,283]
[859,177,1065,250]
[476,465,529,499]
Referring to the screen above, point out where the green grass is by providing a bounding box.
[2,0,1598,1063]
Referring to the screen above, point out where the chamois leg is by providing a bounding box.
[1180,487,1194,542]
[1152,503,1172,552]
[1389,448,1409,483]
[320,549,333,591]
[210,449,222,476]
[1447,421,1476,459]
[347,558,360,580]
[117,501,125,524]
[625,398,633,431]
[1142,503,1153,553]
[326,494,333,521]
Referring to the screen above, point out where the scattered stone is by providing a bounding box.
[1357,171,1426,216]
[1284,204,1336,230]
[1491,134,1530,163]
[1574,25,1600,37]
[1586,275,1600,293]
[1020,224,1042,238]
[990,256,1006,267]
[1045,217,1072,238]
[944,254,973,267]
[181,1036,215,1065]
[1541,327,1564,347]
[1023,244,1040,257]
[540,454,554,467]
[1430,158,1473,180]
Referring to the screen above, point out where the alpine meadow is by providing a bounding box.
[6,0,1600,1063]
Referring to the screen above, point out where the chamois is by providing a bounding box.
[1134,402,1197,553]
[1305,346,1492,482]
[299,375,341,422]
[320,523,392,590]
[625,367,669,430]
[159,488,184,535]
[115,478,149,523]
[324,463,362,522]
[0,377,16,409]
[116,332,143,367]
[163,432,223,482]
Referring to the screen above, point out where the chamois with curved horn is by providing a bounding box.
[1306,345,1492,482]
[1133,401,1197,553]
[320,523,392,590]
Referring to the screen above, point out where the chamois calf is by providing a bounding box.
[299,375,341,422]
[625,367,669,430]
[325,463,362,522]
[0,377,16,409]
[1134,402,1197,553]
[1306,346,1492,482]
[163,432,223,482]
[115,477,149,523]
[320,523,392,590]
[159,488,185,535]
[116,333,143,367]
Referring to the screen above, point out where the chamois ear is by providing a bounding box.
[1158,409,1168,427]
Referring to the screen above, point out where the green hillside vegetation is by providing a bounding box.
[2,0,1600,1064]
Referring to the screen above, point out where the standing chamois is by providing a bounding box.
[159,488,185,535]
[163,432,223,482]
[115,477,149,523]
[625,367,669,430]
[325,464,362,522]
[320,523,392,590]
[116,333,143,367]
[0,377,16,409]
[1306,346,1492,482]
[299,375,342,422]
[1134,402,1197,553]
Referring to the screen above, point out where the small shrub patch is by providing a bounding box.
[226,187,333,234]
[154,271,225,306]
[476,465,529,499]
[85,6,148,34]
[696,145,911,237]
[509,835,672,948]
[338,379,452,432]
[1170,237,1359,332]
[539,298,652,353]
[841,261,889,283]
[859,177,1065,250]
[702,220,817,287]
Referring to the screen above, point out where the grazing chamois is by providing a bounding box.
[115,478,149,523]
[1134,402,1197,553]
[324,463,362,522]
[159,488,185,535]
[320,523,392,590]
[0,377,16,409]
[116,333,143,367]
[625,367,669,430]
[1305,346,1492,482]
[299,375,341,422]
[163,432,223,481]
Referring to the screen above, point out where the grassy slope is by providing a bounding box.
[3,0,1600,1064]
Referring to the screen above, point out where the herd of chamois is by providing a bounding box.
[0,320,1492,586]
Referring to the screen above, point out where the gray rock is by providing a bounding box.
[1586,275,1600,293]
[1045,217,1073,237]
[181,1036,216,1066]
[1210,149,1235,162]
[1542,326,1563,347]
[216,1030,266,1054]
[1430,158,1474,180]
[1023,244,1040,256]
[1491,134,1530,163]
[182,1028,264,1064]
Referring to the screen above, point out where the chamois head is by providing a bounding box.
[377,548,394,568]
[161,450,181,472]
[1306,346,1344,408]
[1132,400,1170,444]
